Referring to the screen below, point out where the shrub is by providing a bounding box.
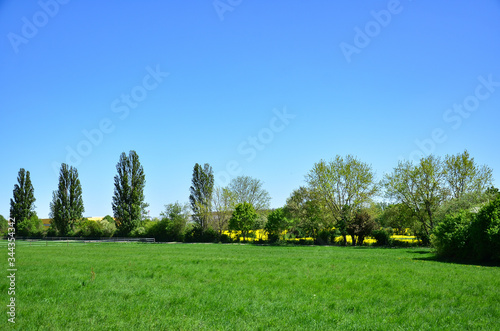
[265,208,290,242]
[130,226,146,237]
[347,211,378,246]
[183,225,202,243]
[371,228,393,246]
[144,220,162,240]
[147,202,189,242]
[431,210,473,258]
[267,233,280,243]
[102,215,116,226]
[46,225,58,237]
[98,218,116,237]
[415,230,431,246]
[75,218,116,238]
[219,233,233,243]
[184,226,218,243]
[316,228,339,245]
[76,219,101,237]
[0,215,8,236]
[469,196,500,260]
[17,215,44,237]
[202,228,219,242]
[297,238,314,245]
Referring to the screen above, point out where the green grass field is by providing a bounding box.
[2,241,499,330]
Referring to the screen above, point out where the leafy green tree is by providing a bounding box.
[50,164,85,235]
[283,187,327,240]
[102,215,115,225]
[112,151,148,235]
[346,210,377,246]
[189,163,214,231]
[384,151,494,244]
[17,214,43,237]
[485,186,500,201]
[98,217,117,237]
[434,190,491,227]
[228,176,271,211]
[306,155,378,245]
[264,208,290,241]
[76,215,117,238]
[229,202,258,241]
[431,195,500,261]
[76,218,102,238]
[431,210,473,259]
[212,186,235,234]
[444,150,493,200]
[376,203,417,235]
[160,202,190,241]
[383,155,446,242]
[0,215,8,234]
[10,168,36,232]
[469,196,500,260]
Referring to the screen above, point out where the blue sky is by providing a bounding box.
[1,0,499,218]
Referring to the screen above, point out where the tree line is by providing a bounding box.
[3,150,499,260]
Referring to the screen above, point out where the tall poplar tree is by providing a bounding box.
[10,168,37,232]
[189,163,214,231]
[112,150,147,235]
[50,164,85,235]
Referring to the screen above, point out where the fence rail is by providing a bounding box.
[0,237,155,245]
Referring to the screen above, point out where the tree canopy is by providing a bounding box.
[189,163,214,231]
[229,202,258,241]
[444,150,493,200]
[112,150,147,235]
[228,176,271,211]
[50,164,84,235]
[10,168,36,232]
[211,186,235,234]
[305,155,378,244]
[383,151,493,242]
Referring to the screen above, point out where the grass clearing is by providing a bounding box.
[2,242,499,330]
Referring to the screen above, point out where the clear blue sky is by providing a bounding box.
[1,0,499,218]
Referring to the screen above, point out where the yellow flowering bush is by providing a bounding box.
[221,228,417,245]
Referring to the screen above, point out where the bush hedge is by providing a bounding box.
[432,196,500,261]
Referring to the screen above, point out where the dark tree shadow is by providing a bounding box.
[412,255,500,267]
[406,250,431,255]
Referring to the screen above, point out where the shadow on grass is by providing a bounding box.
[406,249,432,255]
[412,254,500,267]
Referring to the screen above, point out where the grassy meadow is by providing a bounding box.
[2,241,499,330]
